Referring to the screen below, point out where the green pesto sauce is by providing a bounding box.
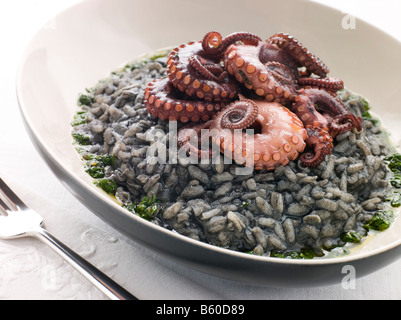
[123,195,161,221]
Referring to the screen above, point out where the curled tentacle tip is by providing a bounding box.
[353,118,364,134]
[331,114,363,136]
[299,151,326,168]
[202,31,223,52]
[354,116,363,132]
[220,99,258,130]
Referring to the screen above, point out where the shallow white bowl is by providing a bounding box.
[16,0,401,287]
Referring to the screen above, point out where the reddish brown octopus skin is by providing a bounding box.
[222,32,362,167]
[176,121,217,159]
[268,33,330,78]
[292,88,363,167]
[176,97,259,159]
[201,31,262,57]
[293,88,363,138]
[167,41,239,103]
[146,30,363,169]
[146,31,263,123]
[297,77,344,94]
[223,32,341,105]
[166,32,261,103]
[144,77,224,123]
[178,98,308,171]
[300,126,334,168]
[224,41,298,104]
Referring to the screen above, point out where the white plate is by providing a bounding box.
[16,0,401,287]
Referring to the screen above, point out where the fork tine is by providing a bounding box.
[0,198,8,215]
[0,178,27,211]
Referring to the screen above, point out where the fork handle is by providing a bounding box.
[33,228,138,300]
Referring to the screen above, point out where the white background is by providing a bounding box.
[0,0,401,300]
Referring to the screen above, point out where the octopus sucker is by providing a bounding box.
[297,76,344,94]
[145,30,363,169]
[145,77,221,123]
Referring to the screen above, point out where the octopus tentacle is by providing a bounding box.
[188,55,225,82]
[259,42,301,79]
[330,113,363,136]
[268,33,330,78]
[295,88,362,137]
[224,42,297,104]
[209,98,307,170]
[265,61,295,86]
[144,77,223,123]
[292,87,362,167]
[220,99,258,130]
[292,89,334,167]
[202,31,262,57]
[292,89,330,130]
[300,125,333,168]
[202,31,223,55]
[177,121,216,159]
[167,41,239,102]
[297,76,344,93]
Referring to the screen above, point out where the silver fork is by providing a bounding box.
[0,177,137,300]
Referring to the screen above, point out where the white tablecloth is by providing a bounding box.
[1,0,401,300]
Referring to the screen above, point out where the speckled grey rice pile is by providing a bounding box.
[72,53,395,257]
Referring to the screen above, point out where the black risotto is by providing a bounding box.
[71,51,400,259]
